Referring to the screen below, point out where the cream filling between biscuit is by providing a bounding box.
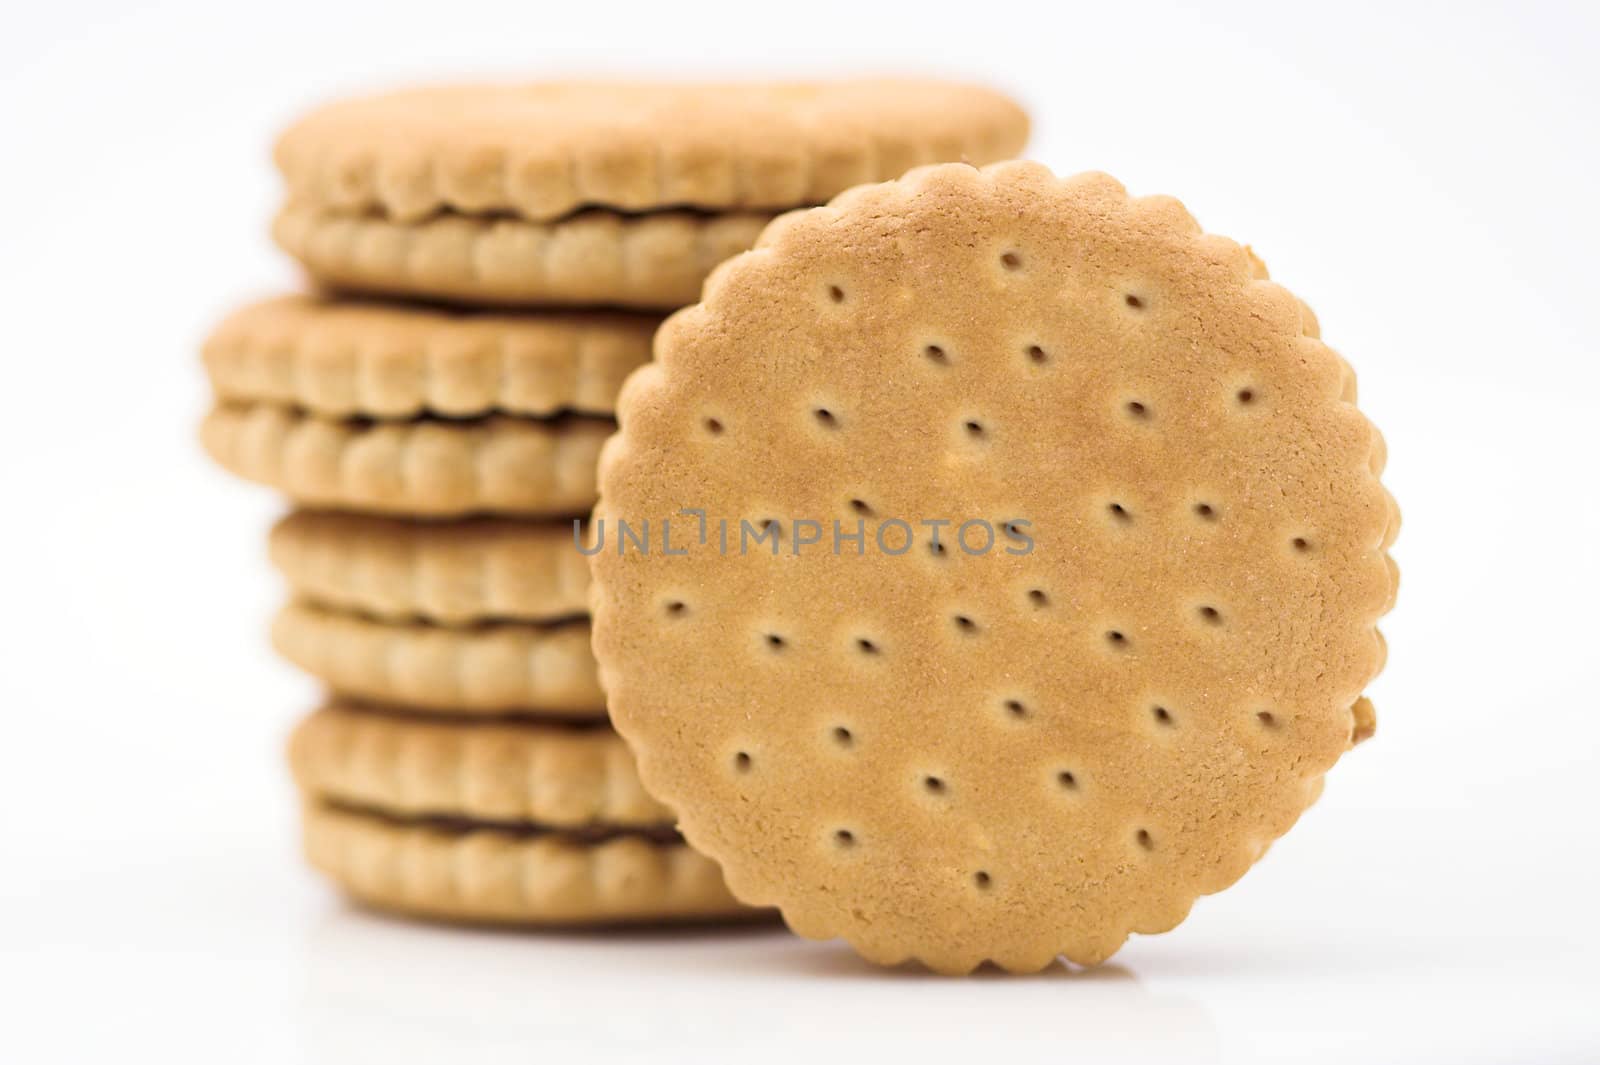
[315,797,682,846]
[329,203,743,226]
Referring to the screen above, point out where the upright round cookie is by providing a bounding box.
[589,162,1399,973]
[273,80,1029,309]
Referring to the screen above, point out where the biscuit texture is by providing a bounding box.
[274,204,773,310]
[590,162,1399,973]
[201,403,608,517]
[301,801,747,925]
[290,703,672,827]
[275,80,1029,223]
[270,511,589,624]
[273,602,604,716]
[203,295,656,419]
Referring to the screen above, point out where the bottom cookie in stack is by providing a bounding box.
[291,704,754,925]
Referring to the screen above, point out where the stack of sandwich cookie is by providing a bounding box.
[203,299,745,922]
[201,79,1029,926]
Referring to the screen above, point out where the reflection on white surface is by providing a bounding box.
[6,773,1594,1063]
[297,911,1220,1062]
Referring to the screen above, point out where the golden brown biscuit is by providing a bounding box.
[201,403,608,518]
[273,204,773,311]
[289,702,671,827]
[270,511,589,625]
[203,295,657,419]
[589,162,1398,973]
[275,80,1029,222]
[290,702,758,925]
[300,802,751,926]
[273,601,604,717]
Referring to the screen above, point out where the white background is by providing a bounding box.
[3,1,1597,1061]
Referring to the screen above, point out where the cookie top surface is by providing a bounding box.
[203,295,657,418]
[276,80,1029,223]
[589,162,1398,973]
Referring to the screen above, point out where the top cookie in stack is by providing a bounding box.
[271,80,1030,309]
[209,79,1028,512]
[201,78,1029,927]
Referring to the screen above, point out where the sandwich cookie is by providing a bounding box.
[272,79,1030,309]
[201,296,651,516]
[291,703,753,924]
